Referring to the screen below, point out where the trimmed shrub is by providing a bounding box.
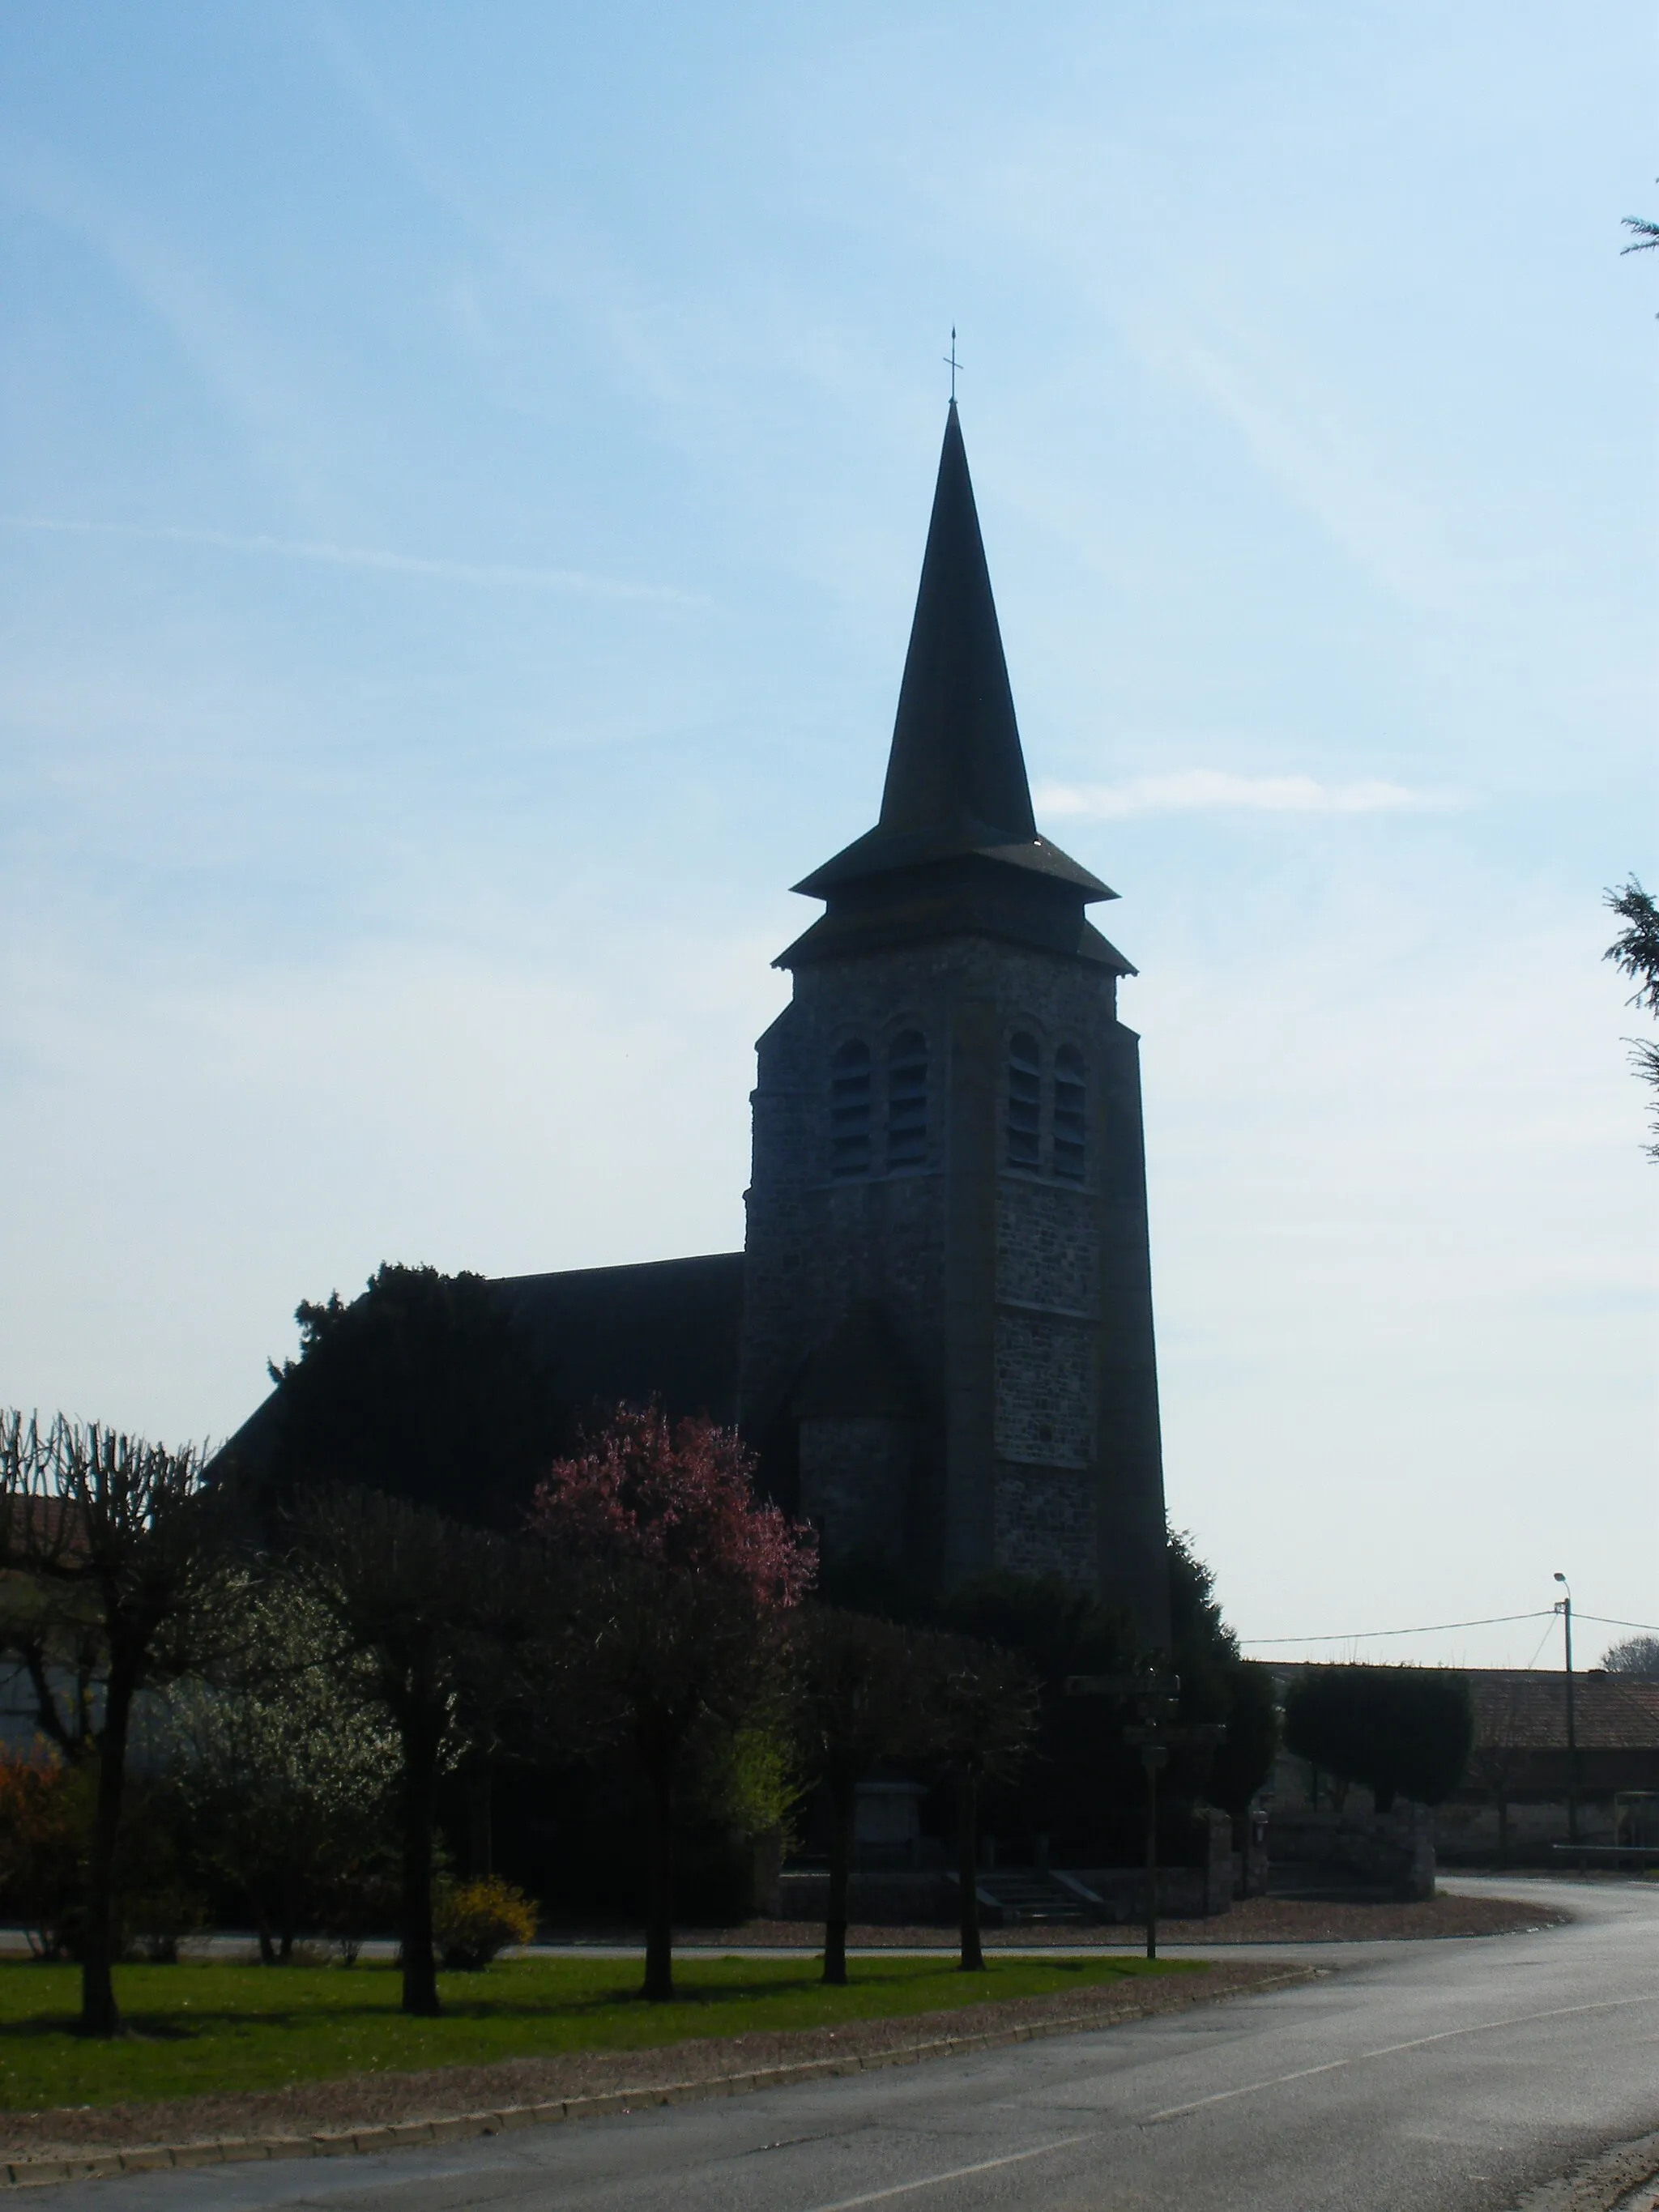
[1284,1666,1473,1812]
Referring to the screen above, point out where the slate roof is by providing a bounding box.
[212,1252,746,1495]
[494,1252,744,1430]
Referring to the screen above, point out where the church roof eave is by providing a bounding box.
[774,900,1136,975]
[793,823,1114,903]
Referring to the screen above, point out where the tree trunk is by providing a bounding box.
[399,1707,442,2018]
[79,1660,136,2037]
[467,1754,494,1880]
[822,1772,855,1986]
[957,1773,983,1975]
[254,1903,277,1967]
[643,1757,676,2002]
[1496,1794,1509,1859]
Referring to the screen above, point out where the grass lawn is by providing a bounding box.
[0,1952,1197,2113]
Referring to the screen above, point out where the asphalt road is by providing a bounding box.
[35,1877,1659,2212]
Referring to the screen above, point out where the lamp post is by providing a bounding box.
[1553,1573,1580,1851]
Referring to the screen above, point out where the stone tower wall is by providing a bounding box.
[740,932,1170,1645]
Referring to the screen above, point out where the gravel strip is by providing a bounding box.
[0,1958,1307,2167]
[676,1891,1567,1947]
[1508,2127,1659,2212]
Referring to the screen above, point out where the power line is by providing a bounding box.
[1520,1617,1557,1669]
[1239,1608,1659,1647]
[1239,1609,1554,1646]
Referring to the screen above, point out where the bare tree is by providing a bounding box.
[1601,1632,1659,1681]
[789,1609,928,1985]
[0,1413,227,2036]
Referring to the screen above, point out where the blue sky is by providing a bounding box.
[2,1,1654,1665]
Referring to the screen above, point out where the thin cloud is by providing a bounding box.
[0,516,708,612]
[1034,770,1462,820]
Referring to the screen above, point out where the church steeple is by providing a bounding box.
[786,403,1123,969]
[876,399,1036,852]
[744,393,1169,1643]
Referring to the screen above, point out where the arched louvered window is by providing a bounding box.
[830,1040,872,1178]
[1007,1032,1041,1169]
[887,1030,928,1170]
[1054,1046,1086,1181]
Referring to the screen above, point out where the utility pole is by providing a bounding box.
[1554,1573,1580,1851]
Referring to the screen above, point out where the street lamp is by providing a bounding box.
[1554,1573,1580,1851]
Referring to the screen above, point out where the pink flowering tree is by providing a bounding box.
[528,1409,814,2001]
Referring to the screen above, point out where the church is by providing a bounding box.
[493,403,1171,1650]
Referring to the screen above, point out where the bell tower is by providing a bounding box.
[739,403,1170,1649]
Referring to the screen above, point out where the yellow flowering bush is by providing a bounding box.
[433,1876,539,1968]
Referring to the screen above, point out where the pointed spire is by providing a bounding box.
[876,400,1036,849]
[795,404,1110,908]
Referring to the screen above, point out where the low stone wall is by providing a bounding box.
[778,1857,1235,1927]
[1268,1805,1435,1900]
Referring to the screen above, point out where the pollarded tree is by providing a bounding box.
[528,1409,815,2002]
[289,1489,531,2016]
[789,1608,929,1985]
[0,1413,229,2036]
[1283,1665,1473,1814]
[915,1630,1040,1975]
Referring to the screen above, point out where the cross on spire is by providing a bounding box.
[944,326,961,402]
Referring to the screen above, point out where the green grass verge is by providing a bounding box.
[0,1952,1198,2114]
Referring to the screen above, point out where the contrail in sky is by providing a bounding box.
[1,514,707,610]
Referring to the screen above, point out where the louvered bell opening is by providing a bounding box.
[887,1030,928,1170]
[1007,1032,1041,1169]
[830,1039,872,1178]
[1054,1046,1085,1182]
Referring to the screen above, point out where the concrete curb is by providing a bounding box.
[1508,2128,1659,2212]
[0,1964,1322,2189]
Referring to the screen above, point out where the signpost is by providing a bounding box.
[1064,1672,1225,1960]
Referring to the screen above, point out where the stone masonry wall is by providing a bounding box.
[992,1310,1095,1467]
[996,1180,1097,1312]
[740,927,1167,1628]
[798,1414,916,1566]
[993,1466,1098,1586]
